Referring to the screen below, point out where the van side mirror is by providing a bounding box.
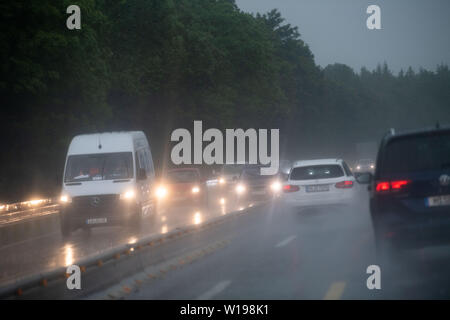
[137,168,147,181]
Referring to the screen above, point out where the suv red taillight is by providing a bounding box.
[335,180,354,188]
[391,180,410,189]
[376,180,411,193]
[375,181,390,192]
[283,185,300,193]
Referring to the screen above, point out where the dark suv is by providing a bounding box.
[358,126,450,259]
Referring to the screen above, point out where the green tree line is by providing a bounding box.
[1,0,449,202]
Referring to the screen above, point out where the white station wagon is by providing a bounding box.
[282,158,356,208]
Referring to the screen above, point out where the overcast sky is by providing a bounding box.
[235,0,450,74]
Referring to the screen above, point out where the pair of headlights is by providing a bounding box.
[155,185,201,199]
[60,189,136,204]
[355,165,375,170]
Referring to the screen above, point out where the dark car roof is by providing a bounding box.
[382,125,450,144]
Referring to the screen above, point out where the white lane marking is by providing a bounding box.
[275,235,296,248]
[197,280,231,300]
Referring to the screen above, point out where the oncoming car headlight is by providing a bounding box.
[236,184,246,194]
[60,195,72,204]
[120,190,136,200]
[218,177,226,185]
[155,186,168,199]
[270,181,282,192]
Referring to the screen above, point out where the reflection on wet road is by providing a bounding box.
[0,186,245,285]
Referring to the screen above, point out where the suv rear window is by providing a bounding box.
[290,165,344,180]
[380,131,450,176]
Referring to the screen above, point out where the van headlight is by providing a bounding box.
[218,177,226,185]
[270,181,282,192]
[155,186,168,199]
[60,195,72,204]
[236,184,246,194]
[192,186,200,194]
[120,190,136,200]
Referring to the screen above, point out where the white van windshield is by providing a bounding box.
[64,152,134,182]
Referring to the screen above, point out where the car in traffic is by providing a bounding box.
[234,164,284,202]
[353,158,375,173]
[155,168,207,207]
[216,163,246,186]
[59,131,156,236]
[282,159,356,208]
[357,126,450,261]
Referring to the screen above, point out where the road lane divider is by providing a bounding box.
[93,239,231,300]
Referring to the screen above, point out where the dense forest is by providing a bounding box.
[1,0,449,202]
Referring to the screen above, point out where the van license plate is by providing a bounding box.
[86,218,107,224]
[426,195,450,207]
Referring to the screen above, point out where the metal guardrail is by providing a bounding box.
[0,198,59,226]
[0,198,53,213]
[0,203,259,299]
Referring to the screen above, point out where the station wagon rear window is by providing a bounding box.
[290,165,344,180]
[64,152,133,182]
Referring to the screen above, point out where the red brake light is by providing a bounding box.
[376,180,411,193]
[376,181,390,192]
[391,180,411,189]
[335,180,354,188]
[283,185,300,193]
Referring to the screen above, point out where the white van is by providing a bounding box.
[59,131,156,236]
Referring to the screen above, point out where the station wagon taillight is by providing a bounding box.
[335,180,353,188]
[283,185,300,192]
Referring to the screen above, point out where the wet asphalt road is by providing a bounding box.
[3,182,450,299]
[122,184,450,300]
